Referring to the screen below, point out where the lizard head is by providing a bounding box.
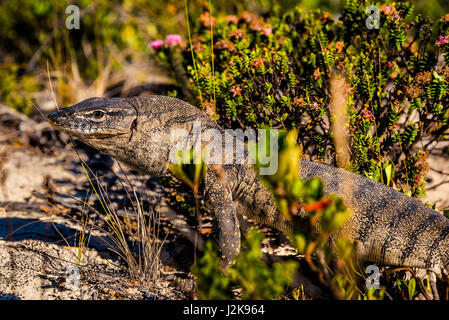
[48,97,138,153]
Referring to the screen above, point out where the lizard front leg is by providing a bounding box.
[203,169,241,266]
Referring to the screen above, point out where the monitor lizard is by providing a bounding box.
[47,96,449,274]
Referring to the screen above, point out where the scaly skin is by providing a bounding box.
[48,96,449,272]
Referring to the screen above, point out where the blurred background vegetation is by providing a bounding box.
[1,0,448,114]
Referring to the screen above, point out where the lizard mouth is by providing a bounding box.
[48,110,99,137]
[48,111,129,139]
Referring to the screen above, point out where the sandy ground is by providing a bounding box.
[0,103,200,300]
[0,142,187,299]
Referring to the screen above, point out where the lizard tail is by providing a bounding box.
[300,160,449,272]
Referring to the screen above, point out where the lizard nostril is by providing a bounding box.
[48,110,68,126]
[47,111,58,124]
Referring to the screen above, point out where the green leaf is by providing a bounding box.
[408,278,416,300]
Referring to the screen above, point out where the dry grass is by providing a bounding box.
[78,160,166,285]
[329,72,350,169]
[44,62,166,288]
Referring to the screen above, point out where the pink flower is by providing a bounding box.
[436,35,449,47]
[149,40,164,51]
[165,34,183,47]
[362,109,375,121]
[261,25,272,36]
[251,58,265,68]
[380,4,400,20]
[230,85,242,96]
[380,5,394,16]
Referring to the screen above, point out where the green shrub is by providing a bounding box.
[156,0,449,199]
[0,63,39,115]
[251,129,369,299]
[192,228,298,300]
[189,130,380,300]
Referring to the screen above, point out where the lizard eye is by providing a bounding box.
[92,110,105,120]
